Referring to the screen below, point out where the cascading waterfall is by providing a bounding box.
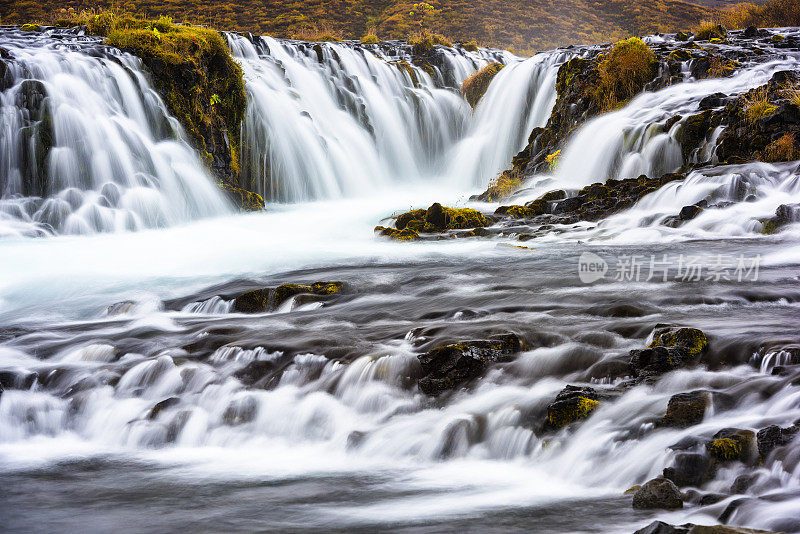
[0,29,231,238]
[227,33,566,201]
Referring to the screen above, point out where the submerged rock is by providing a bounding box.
[634,521,779,534]
[417,333,527,395]
[629,326,709,382]
[662,391,710,427]
[706,428,757,464]
[663,452,715,487]
[631,477,683,509]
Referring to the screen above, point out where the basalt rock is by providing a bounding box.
[760,203,800,234]
[663,452,715,487]
[629,326,708,382]
[218,182,264,211]
[232,281,345,313]
[417,333,527,395]
[757,424,799,460]
[377,203,488,241]
[634,521,779,534]
[15,79,53,198]
[631,477,683,509]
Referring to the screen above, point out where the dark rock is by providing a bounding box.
[632,477,683,509]
[0,369,38,390]
[757,424,799,460]
[698,92,728,110]
[417,333,527,395]
[662,391,710,427]
[148,397,180,419]
[233,360,278,386]
[218,182,264,211]
[743,26,758,39]
[730,473,758,494]
[221,396,258,425]
[232,281,345,313]
[664,452,715,487]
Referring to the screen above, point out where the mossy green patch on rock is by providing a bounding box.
[544,385,602,431]
[461,62,504,109]
[662,391,710,427]
[218,182,265,211]
[649,327,709,357]
[706,428,756,463]
[425,202,487,230]
[21,23,42,32]
[374,225,421,241]
[232,281,345,313]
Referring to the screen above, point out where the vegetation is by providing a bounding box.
[782,82,800,108]
[693,20,727,40]
[708,54,738,77]
[761,133,798,162]
[360,33,379,44]
[460,62,504,109]
[593,37,658,111]
[721,0,800,29]
[482,169,524,202]
[3,0,711,53]
[742,87,777,123]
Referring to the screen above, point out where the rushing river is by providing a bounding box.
[1,26,800,534]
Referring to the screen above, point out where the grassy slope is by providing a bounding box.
[4,0,711,53]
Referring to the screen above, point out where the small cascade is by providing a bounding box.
[0,29,231,238]
[227,33,566,201]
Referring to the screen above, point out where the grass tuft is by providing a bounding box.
[742,87,777,123]
[594,37,658,111]
[461,62,504,109]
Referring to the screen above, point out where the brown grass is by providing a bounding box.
[291,25,343,42]
[721,0,800,29]
[485,169,524,201]
[694,20,726,40]
[708,55,737,77]
[594,37,658,111]
[761,133,798,162]
[742,87,777,123]
[782,82,800,107]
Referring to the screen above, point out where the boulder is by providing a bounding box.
[662,391,710,427]
[663,452,715,487]
[631,477,683,509]
[232,281,344,313]
[634,521,779,534]
[756,424,799,460]
[706,428,757,464]
[417,333,527,395]
[543,385,600,431]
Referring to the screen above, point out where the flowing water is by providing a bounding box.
[1,26,800,534]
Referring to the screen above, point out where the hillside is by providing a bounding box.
[2,0,712,52]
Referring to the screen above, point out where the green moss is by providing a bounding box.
[218,182,264,211]
[85,14,246,179]
[360,34,379,44]
[555,57,591,98]
[770,34,785,42]
[461,40,479,52]
[395,60,420,87]
[669,49,692,61]
[761,218,780,234]
[431,204,487,229]
[395,208,426,230]
[708,437,741,461]
[547,396,599,429]
[461,62,505,109]
[21,23,42,32]
[232,289,271,313]
[374,225,421,241]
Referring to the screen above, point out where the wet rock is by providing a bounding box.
[543,385,600,431]
[757,424,799,460]
[761,203,800,235]
[218,182,264,211]
[650,326,709,356]
[233,360,279,387]
[378,203,488,240]
[425,202,487,230]
[628,326,708,382]
[0,369,38,390]
[698,92,728,110]
[232,281,345,313]
[706,428,757,464]
[730,473,758,494]
[632,477,683,509]
[148,397,180,419]
[676,110,712,158]
[662,391,710,427]
[663,452,715,487]
[417,333,527,395]
[634,521,778,534]
[222,396,258,425]
[374,225,420,241]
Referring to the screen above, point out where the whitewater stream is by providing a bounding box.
[1,26,800,533]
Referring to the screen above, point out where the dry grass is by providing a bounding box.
[694,20,726,40]
[461,62,504,108]
[721,0,800,29]
[291,25,343,42]
[594,37,658,111]
[485,169,524,201]
[761,133,798,162]
[361,33,379,44]
[782,82,800,107]
[742,87,777,123]
[708,55,737,77]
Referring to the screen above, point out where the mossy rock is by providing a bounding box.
[461,62,505,109]
[374,225,420,241]
[395,208,426,230]
[21,24,42,32]
[218,182,264,211]
[545,385,600,430]
[495,204,544,219]
[670,49,692,62]
[425,202,487,230]
[662,391,710,427]
[706,428,756,463]
[232,281,344,313]
[461,40,479,52]
[232,288,271,313]
[649,326,708,357]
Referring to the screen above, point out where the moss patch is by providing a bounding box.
[547,396,600,429]
[461,62,504,109]
[649,327,708,357]
[594,37,658,111]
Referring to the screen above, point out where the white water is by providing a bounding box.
[2,27,800,534]
[228,34,566,200]
[0,30,232,238]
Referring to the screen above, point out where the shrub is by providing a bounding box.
[291,25,342,42]
[484,169,523,201]
[594,37,658,111]
[761,133,797,162]
[461,62,505,108]
[361,33,379,44]
[694,20,727,40]
[722,0,800,29]
[742,87,776,123]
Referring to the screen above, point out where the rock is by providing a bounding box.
[677,110,712,158]
[374,225,420,241]
[730,473,758,494]
[378,203,487,241]
[663,452,715,487]
[218,182,264,211]
[233,360,279,386]
[679,204,703,220]
[698,92,728,110]
[395,209,427,230]
[425,202,486,230]
[650,326,708,357]
[743,26,758,39]
[761,203,800,235]
[222,396,258,425]
[232,281,344,313]
[662,391,710,427]
[0,369,38,390]
[631,477,683,509]
[675,31,693,41]
[543,385,600,430]
[148,397,180,419]
[757,424,799,460]
[706,428,757,464]
[417,333,527,395]
[634,522,779,534]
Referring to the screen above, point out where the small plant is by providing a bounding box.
[210,94,221,107]
[461,62,504,109]
[461,40,479,52]
[781,82,800,107]
[694,20,727,40]
[708,55,737,77]
[594,37,658,111]
[361,34,379,44]
[742,87,776,123]
[545,149,562,170]
[761,133,797,162]
[485,169,524,201]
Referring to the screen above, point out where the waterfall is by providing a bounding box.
[227,33,566,201]
[0,29,231,238]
